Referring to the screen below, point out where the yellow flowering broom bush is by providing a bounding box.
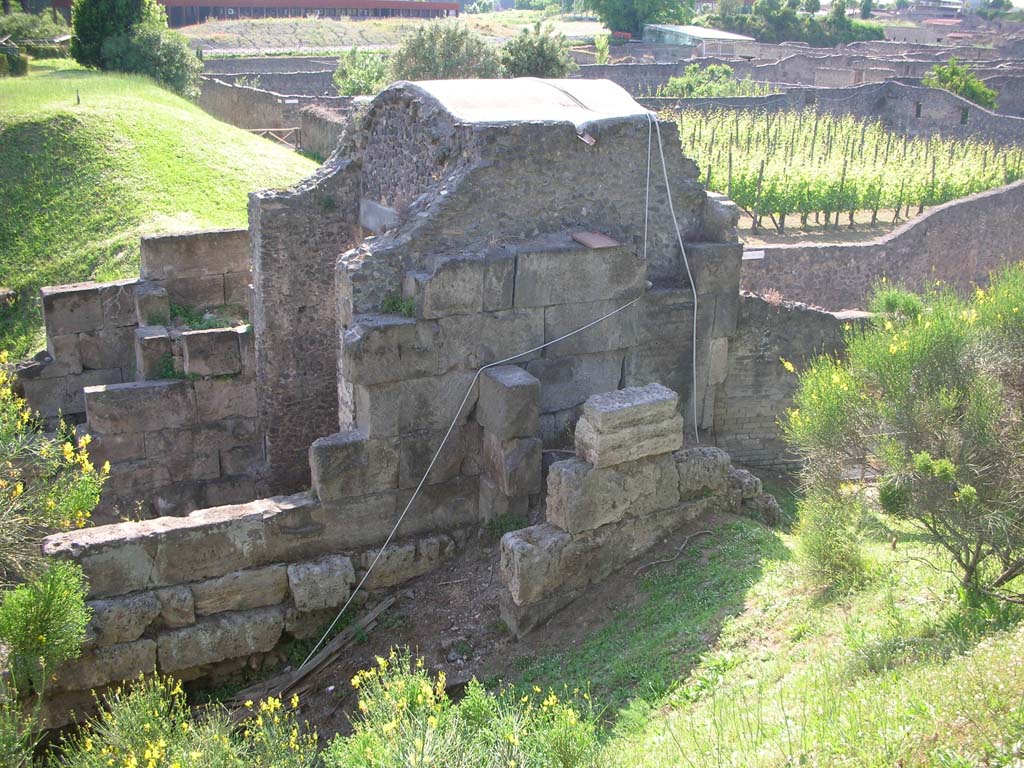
[784,266,1024,601]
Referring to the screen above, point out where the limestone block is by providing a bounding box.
[526,351,625,414]
[479,474,528,523]
[145,429,220,482]
[85,380,197,434]
[317,491,399,550]
[728,467,762,500]
[398,423,479,489]
[194,377,256,421]
[285,607,336,640]
[182,328,242,377]
[499,588,576,639]
[687,242,743,295]
[159,274,226,310]
[478,308,545,366]
[134,326,172,381]
[46,333,83,377]
[22,376,70,420]
[141,229,249,279]
[192,565,288,616]
[574,385,685,468]
[203,477,257,508]
[482,250,515,312]
[220,443,264,476]
[104,460,172,500]
[287,555,355,611]
[86,593,160,647]
[622,341,690,404]
[513,245,645,308]
[499,524,572,606]
[99,279,139,328]
[742,493,783,527]
[394,475,480,538]
[545,454,680,534]
[41,283,104,336]
[637,288,694,342]
[434,314,482,373]
[194,418,260,451]
[359,534,455,590]
[80,428,146,465]
[310,430,399,501]
[675,447,731,500]
[150,482,205,518]
[478,366,540,440]
[224,270,251,308]
[354,371,478,438]
[341,315,437,385]
[52,639,156,691]
[134,282,170,327]
[65,369,124,415]
[156,606,284,672]
[483,433,542,497]
[155,586,195,628]
[542,299,638,357]
[237,325,255,376]
[539,407,579,449]
[407,257,485,319]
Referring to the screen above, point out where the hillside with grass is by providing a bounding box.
[0,60,317,358]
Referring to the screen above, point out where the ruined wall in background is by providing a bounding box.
[198,76,354,129]
[299,104,350,159]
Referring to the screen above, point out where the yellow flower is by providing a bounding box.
[779,357,796,374]
[290,694,299,709]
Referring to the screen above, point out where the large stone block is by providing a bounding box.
[86,593,161,648]
[82,429,146,465]
[637,288,695,342]
[543,299,638,357]
[65,369,125,414]
[478,366,540,440]
[145,429,220,482]
[85,380,197,434]
[52,639,156,691]
[42,283,104,336]
[224,271,251,308]
[155,586,195,628]
[134,326,172,381]
[318,491,399,550]
[398,423,479,489]
[499,524,572,606]
[141,229,250,280]
[359,534,455,590]
[194,377,257,421]
[341,315,437,385]
[45,333,83,377]
[182,328,242,377]
[311,430,399,500]
[483,433,542,497]
[574,384,685,468]
[478,308,545,366]
[159,274,226,310]
[513,244,645,308]
[99,279,139,328]
[526,351,625,413]
[394,475,480,538]
[134,282,170,327]
[192,564,288,616]
[156,606,284,672]
[482,250,515,312]
[203,477,257,508]
[688,242,743,295]
[404,257,485,319]
[545,454,680,534]
[675,447,731,500]
[287,555,355,611]
[479,474,528,522]
[499,588,576,639]
[354,371,478,438]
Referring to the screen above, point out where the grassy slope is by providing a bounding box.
[0,60,317,358]
[511,488,1024,767]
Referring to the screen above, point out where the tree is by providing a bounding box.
[785,268,1024,604]
[70,0,164,68]
[801,0,820,13]
[99,20,203,98]
[859,0,872,17]
[333,47,391,95]
[587,0,692,37]
[500,22,577,78]
[389,20,502,81]
[923,57,998,110]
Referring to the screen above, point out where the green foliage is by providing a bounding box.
[795,494,867,591]
[859,0,873,18]
[3,53,28,76]
[700,0,884,46]
[379,293,416,317]
[0,11,68,41]
[923,57,999,110]
[99,21,202,99]
[593,32,610,64]
[332,46,390,96]
[324,649,599,768]
[656,63,778,98]
[70,0,165,68]
[484,511,528,539]
[785,267,1024,602]
[587,0,691,36]
[500,22,577,78]
[389,20,502,81]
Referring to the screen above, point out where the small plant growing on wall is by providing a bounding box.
[380,293,416,318]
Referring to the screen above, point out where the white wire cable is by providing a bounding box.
[299,111,702,670]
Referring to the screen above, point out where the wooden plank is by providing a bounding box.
[572,231,621,249]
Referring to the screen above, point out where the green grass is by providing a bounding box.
[511,508,1024,767]
[0,59,317,358]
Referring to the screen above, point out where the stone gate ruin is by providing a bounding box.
[22,79,840,722]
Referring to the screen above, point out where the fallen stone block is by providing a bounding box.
[675,447,731,500]
[499,524,572,606]
[85,593,160,648]
[728,467,762,500]
[573,384,684,468]
[310,430,399,500]
[287,555,355,611]
[478,366,540,440]
[52,639,157,691]
[41,283,104,336]
[156,606,284,673]
[85,380,197,434]
[182,328,242,377]
[545,454,680,534]
[191,564,288,616]
[483,433,542,497]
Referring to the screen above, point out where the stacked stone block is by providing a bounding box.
[498,384,777,637]
[40,491,461,726]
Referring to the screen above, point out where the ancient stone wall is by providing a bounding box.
[213,70,337,97]
[204,56,340,75]
[198,76,354,129]
[299,104,350,159]
[741,180,1024,311]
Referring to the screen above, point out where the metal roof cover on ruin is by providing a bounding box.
[404,78,652,132]
[644,24,755,43]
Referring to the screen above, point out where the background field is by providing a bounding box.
[0,60,317,358]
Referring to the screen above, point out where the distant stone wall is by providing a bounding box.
[713,295,864,472]
[204,56,340,74]
[741,180,1024,311]
[213,70,336,97]
[198,76,354,129]
[299,104,350,159]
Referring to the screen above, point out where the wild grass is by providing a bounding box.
[0,60,316,358]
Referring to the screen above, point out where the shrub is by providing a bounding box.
[0,10,68,41]
[333,46,391,96]
[0,562,90,694]
[795,494,867,590]
[923,57,999,110]
[785,268,1024,603]
[500,22,577,79]
[71,0,165,68]
[389,20,502,81]
[657,63,778,98]
[3,53,28,76]
[99,21,202,99]
[593,32,610,65]
[323,649,599,768]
